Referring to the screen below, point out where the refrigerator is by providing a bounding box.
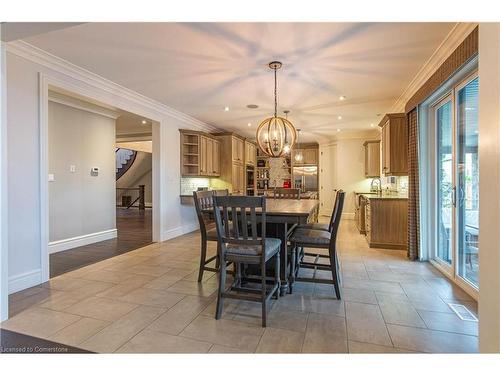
[293,166,318,193]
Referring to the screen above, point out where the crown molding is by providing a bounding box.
[48,90,120,119]
[390,22,478,112]
[5,40,219,133]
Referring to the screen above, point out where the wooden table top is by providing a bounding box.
[262,198,319,217]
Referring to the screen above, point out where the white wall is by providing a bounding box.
[5,47,208,295]
[321,136,379,218]
[478,23,500,353]
[48,100,116,244]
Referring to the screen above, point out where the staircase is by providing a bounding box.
[116,148,137,180]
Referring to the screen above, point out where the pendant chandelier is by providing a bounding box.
[256,61,297,157]
[294,128,303,163]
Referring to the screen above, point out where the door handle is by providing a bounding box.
[451,186,457,207]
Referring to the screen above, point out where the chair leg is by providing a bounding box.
[274,252,280,299]
[329,249,342,300]
[215,258,226,320]
[197,238,207,283]
[289,246,296,294]
[261,261,267,327]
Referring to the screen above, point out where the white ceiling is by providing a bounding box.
[21,22,455,142]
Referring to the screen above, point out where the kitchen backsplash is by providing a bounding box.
[381,175,409,195]
[268,157,291,188]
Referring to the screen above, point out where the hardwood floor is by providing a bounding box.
[49,208,152,278]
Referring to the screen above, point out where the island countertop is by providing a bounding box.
[355,192,408,200]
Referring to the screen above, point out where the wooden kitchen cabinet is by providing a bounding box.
[180,130,220,177]
[232,136,245,164]
[291,143,319,166]
[378,113,408,176]
[364,196,408,250]
[245,141,256,166]
[363,140,380,178]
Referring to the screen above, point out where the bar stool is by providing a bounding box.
[213,195,281,327]
[297,189,342,232]
[289,191,345,298]
[193,189,228,282]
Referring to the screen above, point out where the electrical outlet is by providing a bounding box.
[69,165,76,173]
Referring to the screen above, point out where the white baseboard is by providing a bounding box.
[48,229,118,254]
[9,269,42,294]
[162,222,199,241]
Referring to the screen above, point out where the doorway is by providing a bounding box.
[431,73,479,295]
[319,143,338,216]
[46,90,155,278]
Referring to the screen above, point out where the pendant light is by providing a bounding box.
[256,61,297,157]
[294,128,303,163]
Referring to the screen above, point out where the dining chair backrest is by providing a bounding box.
[213,189,229,197]
[328,190,345,251]
[274,188,300,199]
[193,190,215,236]
[213,195,266,255]
[328,189,343,233]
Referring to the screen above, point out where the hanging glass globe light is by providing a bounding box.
[256,61,297,157]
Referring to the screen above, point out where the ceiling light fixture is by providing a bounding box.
[339,95,346,101]
[224,106,230,112]
[370,123,375,127]
[256,61,297,158]
[247,123,252,127]
[247,104,259,109]
[294,128,303,163]
[141,120,147,124]
[337,115,342,120]
[337,129,341,132]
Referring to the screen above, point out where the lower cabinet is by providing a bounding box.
[231,163,245,195]
[364,198,408,250]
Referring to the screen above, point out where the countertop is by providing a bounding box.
[355,192,408,200]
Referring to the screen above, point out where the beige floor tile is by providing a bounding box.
[166,280,218,297]
[418,310,478,336]
[273,294,345,317]
[8,288,55,317]
[163,260,198,271]
[342,278,405,294]
[1,307,81,338]
[127,264,171,277]
[95,275,156,298]
[77,269,136,283]
[256,327,304,353]
[201,298,240,319]
[9,286,47,302]
[302,312,347,353]
[38,290,83,311]
[142,275,183,290]
[180,315,264,352]
[208,345,249,353]
[116,329,211,353]
[424,277,475,302]
[42,276,95,291]
[117,287,186,308]
[146,295,212,335]
[80,305,165,353]
[182,270,217,283]
[48,317,110,347]
[341,287,378,304]
[387,324,478,353]
[348,340,415,353]
[377,293,426,328]
[345,302,392,347]
[65,296,138,321]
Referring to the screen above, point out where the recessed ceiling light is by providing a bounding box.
[339,95,346,101]
[247,104,259,109]
[370,123,375,128]
[337,115,342,120]
[337,128,341,132]
[224,106,230,112]
[141,120,147,124]
[247,123,252,127]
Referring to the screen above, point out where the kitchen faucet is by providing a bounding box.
[370,178,382,195]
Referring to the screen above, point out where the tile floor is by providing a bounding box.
[3,220,479,353]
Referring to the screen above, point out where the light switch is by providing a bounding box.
[69,165,76,173]
[48,174,55,182]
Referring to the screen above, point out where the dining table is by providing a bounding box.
[205,197,319,295]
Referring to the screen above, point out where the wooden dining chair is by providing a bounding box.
[193,189,228,282]
[212,195,281,327]
[274,187,300,199]
[289,191,345,298]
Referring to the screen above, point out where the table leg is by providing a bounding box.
[276,222,289,296]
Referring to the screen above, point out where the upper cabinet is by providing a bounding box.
[363,140,380,178]
[245,141,257,166]
[378,113,408,176]
[231,136,245,164]
[291,144,319,166]
[180,130,220,177]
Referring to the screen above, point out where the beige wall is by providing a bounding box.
[48,100,116,243]
[478,23,500,353]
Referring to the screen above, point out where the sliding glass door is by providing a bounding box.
[432,73,479,291]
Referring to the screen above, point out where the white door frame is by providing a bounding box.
[0,36,9,321]
[38,72,165,282]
